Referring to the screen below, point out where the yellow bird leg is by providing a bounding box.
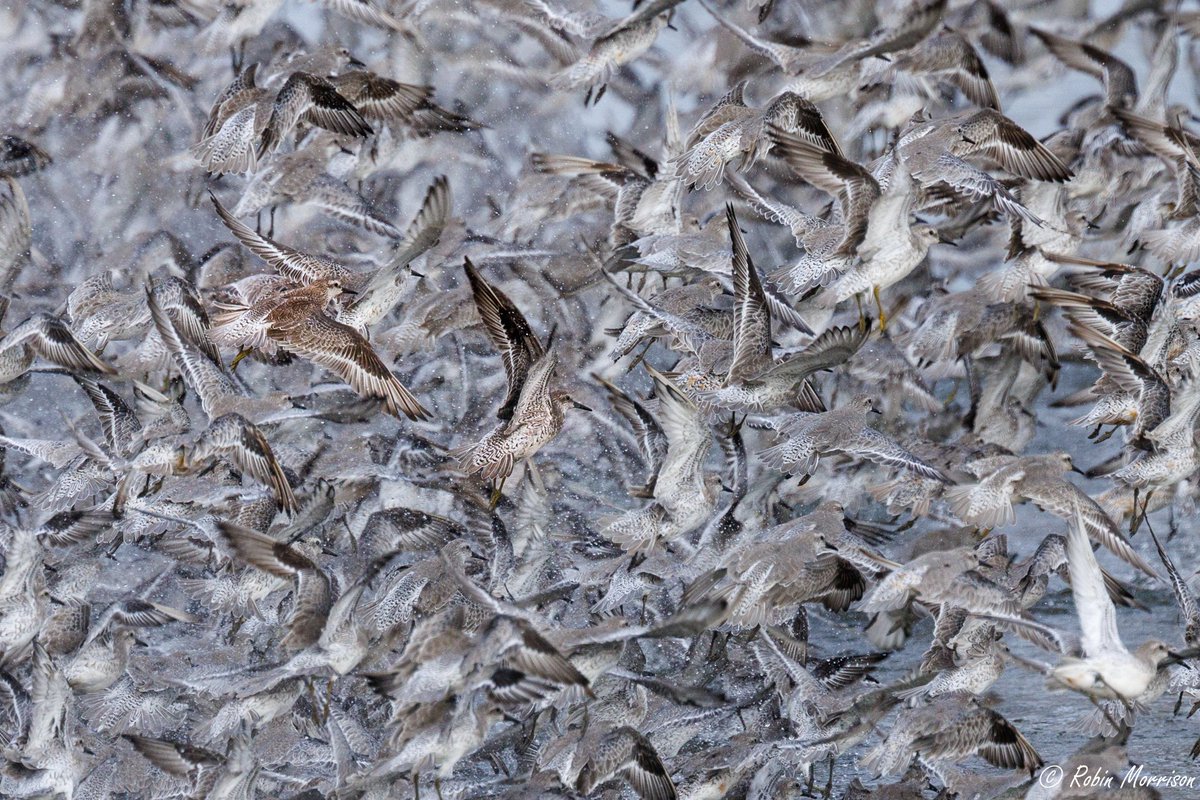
[230,347,253,371]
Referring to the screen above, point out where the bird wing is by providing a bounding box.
[646,365,712,495]
[594,373,668,478]
[258,72,371,158]
[577,726,676,800]
[914,706,1041,773]
[329,71,433,122]
[842,427,948,481]
[1065,508,1126,658]
[196,414,298,512]
[768,125,879,254]
[338,176,450,331]
[759,324,867,382]
[1148,526,1200,645]
[509,349,558,426]
[955,108,1073,182]
[283,312,430,421]
[463,257,544,420]
[725,204,771,382]
[1020,479,1159,579]
[3,314,115,376]
[73,376,142,455]
[210,191,355,286]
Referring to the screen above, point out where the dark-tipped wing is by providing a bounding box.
[217,520,317,577]
[726,204,771,382]
[595,372,668,493]
[1030,27,1137,108]
[283,312,431,421]
[123,734,222,778]
[195,413,298,512]
[955,108,1074,182]
[258,72,372,158]
[577,726,676,800]
[73,376,142,456]
[210,191,357,287]
[329,71,433,122]
[463,258,544,420]
[768,126,880,254]
[3,314,115,375]
[914,707,1042,773]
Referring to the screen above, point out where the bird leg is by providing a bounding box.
[625,339,653,373]
[873,285,888,331]
[489,475,508,510]
[1129,487,1140,532]
[855,294,867,333]
[230,347,253,371]
[1094,425,1116,443]
[1131,489,1154,535]
[1140,501,1159,538]
[824,755,835,798]
[268,206,277,239]
[435,775,444,800]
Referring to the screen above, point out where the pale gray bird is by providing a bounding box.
[760,395,949,482]
[946,452,1159,578]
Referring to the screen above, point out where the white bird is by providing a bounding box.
[1050,509,1178,700]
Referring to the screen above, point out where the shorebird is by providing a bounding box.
[551,6,671,105]
[694,205,863,413]
[186,413,298,513]
[766,127,952,330]
[880,26,1001,110]
[760,395,950,483]
[859,694,1041,779]
[857,544,1018,618]
[998,511,1184,722]
[12,2,1200,794]
[454,259,590,505]
[217,521,331,652]
[601,365,718,552]
[0,134,51,176]
[207,198,430,420]
[575,725,676,800]
[0,175,30,288]
[946,452,1159,578]
[0,314,114,385]
[256,71,373,159]
[328,68,482,138]
[676,83,840,191]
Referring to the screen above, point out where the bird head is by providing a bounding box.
[552,391,592,413]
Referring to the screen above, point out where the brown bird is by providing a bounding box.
[454,258,590,505]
